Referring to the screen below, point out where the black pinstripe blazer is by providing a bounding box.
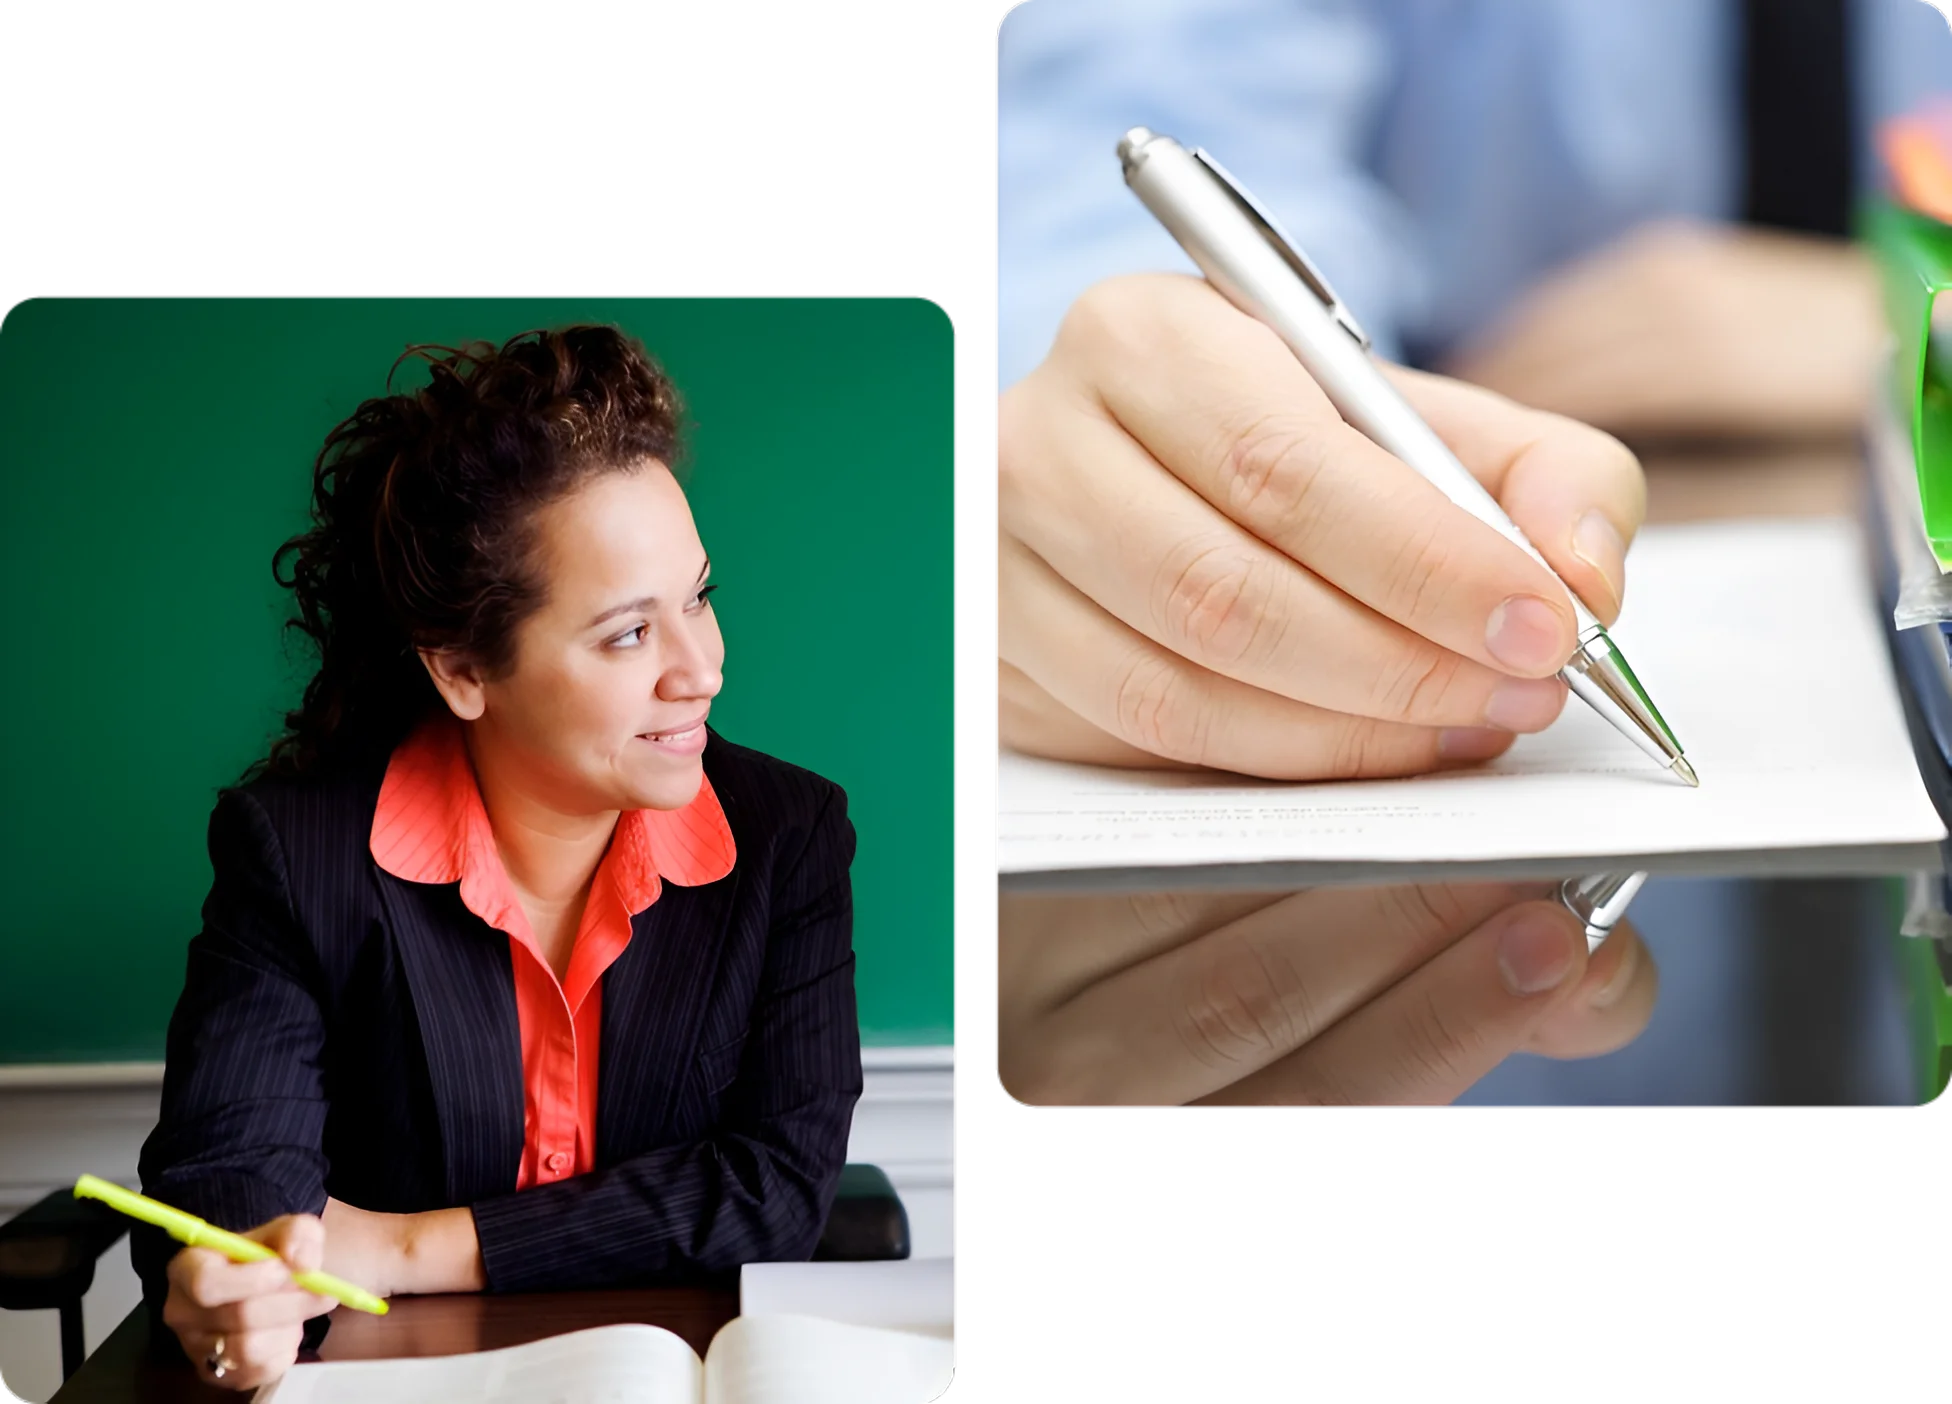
[132,728,861,1314]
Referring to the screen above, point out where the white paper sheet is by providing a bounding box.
[999,518,1947,880]
[739,1259,952,1339]
[703,1315,953,1404]
[256,1324,700,1404]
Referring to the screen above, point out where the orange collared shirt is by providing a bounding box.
[369,714,737,1189]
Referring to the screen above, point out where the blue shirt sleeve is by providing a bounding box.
[999,0,1430,385]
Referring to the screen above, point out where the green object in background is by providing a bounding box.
[1896,933,1952,1103]
[0,298,952,1060]
[1868,200,1952,564]
[1881,877,1950,1104]
[1866,209,1952,1100]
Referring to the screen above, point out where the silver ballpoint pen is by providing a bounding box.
[1118,128,1697,787]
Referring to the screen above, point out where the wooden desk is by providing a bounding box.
[50,1287,739,1403]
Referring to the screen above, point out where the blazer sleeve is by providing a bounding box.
[132,786,333,1315]
[467,785,864,1291]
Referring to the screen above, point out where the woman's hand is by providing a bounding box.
[1446,220,1883,439]
[162,1215,335,1392]
[999,273,1645,781]
[999,882,1657,1104]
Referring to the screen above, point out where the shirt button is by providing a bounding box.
[546,1151,570,1173]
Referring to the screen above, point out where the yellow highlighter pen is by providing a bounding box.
[73,1174,388,1315]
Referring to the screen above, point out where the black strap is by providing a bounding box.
[1741,0,1855,235]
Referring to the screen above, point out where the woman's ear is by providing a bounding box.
[417,648,488,721]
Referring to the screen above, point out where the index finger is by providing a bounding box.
[1061,274,1580,678]
[1385,364,1647,626]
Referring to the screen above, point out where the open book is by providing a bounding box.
[256,1314,952,1404]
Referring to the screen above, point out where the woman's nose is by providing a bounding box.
[657,619,723,701]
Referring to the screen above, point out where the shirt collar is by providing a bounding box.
[369,713,736,915]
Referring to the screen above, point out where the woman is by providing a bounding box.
[133,326,861,1390]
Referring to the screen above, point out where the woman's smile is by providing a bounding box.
[636,713,709,756]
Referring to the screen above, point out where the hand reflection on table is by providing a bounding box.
[318,1293,485,1363]
[999,883,1658,1105]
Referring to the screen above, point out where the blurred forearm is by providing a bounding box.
[1445,220,1883,440]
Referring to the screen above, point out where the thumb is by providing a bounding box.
[248,1214,325,1275]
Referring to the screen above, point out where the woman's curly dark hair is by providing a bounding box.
[247,325,686,782]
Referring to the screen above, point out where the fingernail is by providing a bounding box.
[1571,510,1626,617]
[1496,909,1580,996]
[1485,595,1569,674]
[1588,936,1640,1009]
[1438,726,1510,761]
[1482,676,1567,732]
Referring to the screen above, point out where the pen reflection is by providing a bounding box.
[997,877,1656,1107]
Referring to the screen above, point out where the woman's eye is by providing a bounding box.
[605,581,714,648]
[690,583,719,612]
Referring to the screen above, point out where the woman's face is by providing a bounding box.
[470,462,725,814]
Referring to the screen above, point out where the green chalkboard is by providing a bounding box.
[0,299,952,1059]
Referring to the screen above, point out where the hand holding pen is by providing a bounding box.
[1117,129,1692,784]
[1000,269,1652,780]
[157,1209,339,1391]
[73,1177,388,1392]
[997,130,1670,1092]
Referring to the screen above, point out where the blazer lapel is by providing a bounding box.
[376,872,526,1203]
[597,869,742,1158]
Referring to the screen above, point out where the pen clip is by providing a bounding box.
[1188,147,1371,350]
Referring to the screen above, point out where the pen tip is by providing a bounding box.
[1671,757,1699,788]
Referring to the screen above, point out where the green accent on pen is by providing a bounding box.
[73,1174,389,1315]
